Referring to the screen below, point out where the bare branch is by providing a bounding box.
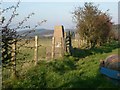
[4,1,20,27]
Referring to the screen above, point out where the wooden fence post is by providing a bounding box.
[34,36,38,65]
[11,40,16,78]
[78,39,80,48]
[51,37,55,59]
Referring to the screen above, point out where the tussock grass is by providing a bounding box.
[2,40,120,88]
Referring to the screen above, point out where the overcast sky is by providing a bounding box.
[2,0,118,30]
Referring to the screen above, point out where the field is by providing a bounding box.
[2,38,120,88]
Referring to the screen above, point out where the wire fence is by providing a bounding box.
[2,36,52,81]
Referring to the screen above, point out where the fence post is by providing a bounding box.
[51,37,55,59]
[11,40,16,78]
[34,36,38,65]
[60,37,63,57]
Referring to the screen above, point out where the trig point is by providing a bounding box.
[54,25,64,38]
[54,25,64,47]
[51,25,65,58]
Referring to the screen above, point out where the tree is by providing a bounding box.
[1,0,46,78]
[72,2,112,48]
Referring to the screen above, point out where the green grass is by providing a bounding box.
[2,40,120,88]
[16,38,52,60]
[2,38,52,81]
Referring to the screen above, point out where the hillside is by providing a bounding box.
[17,28,75,38]
[3,41,120,88]
[18,29,54,38]
[17,24,119,39]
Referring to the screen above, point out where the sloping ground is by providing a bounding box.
[3,48,120,88]
[2,41,120,88]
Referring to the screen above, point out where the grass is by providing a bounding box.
[72,40,119,58]
[2,38,51,81]
[16,38,52,60]
[2,40,120,88]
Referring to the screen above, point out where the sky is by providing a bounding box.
[2,0,118,30]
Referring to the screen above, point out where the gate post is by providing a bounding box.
[51,37,55,59]
[34,36,38,65]
[11,39,16,78]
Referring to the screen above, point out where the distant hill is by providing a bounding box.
[17,29,54,38]
[17,28,75,38]
[8,24,120,39]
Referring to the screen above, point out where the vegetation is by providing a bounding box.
[2,40,120,88]
[1,1,46,78]
[1,1,120,89]
[72,2,113,48]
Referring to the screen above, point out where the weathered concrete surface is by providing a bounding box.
[53,25,64,48]
[52,25,65,58]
